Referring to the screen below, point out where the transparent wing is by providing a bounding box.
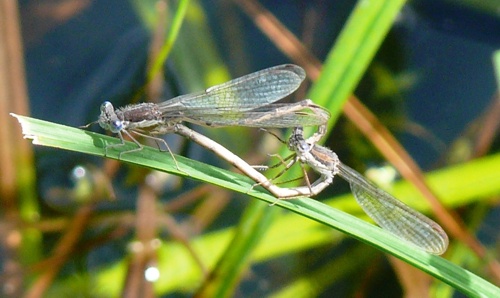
[168,101,330,128]
[337,162,449,255]
[158,64,306,118]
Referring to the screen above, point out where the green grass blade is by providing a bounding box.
[493,49,500,89]
[140,0,191,83]
[308,0,406,126]
[195,200,275,297]
[11,114,500,297]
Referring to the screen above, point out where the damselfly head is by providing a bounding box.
[287,127,311,154]
[98,101,123,133]
[297,141,312,154]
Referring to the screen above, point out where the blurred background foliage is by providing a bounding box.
[1,0,500,297]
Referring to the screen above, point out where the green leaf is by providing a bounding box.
[493,49,500,89]
[307,0,406,126]
[11,114,500,297]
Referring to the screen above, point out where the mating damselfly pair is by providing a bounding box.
[89,64,448,255]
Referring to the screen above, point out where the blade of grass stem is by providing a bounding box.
[11,114,500,297]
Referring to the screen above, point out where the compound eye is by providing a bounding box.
[110,120,123,133]
[299,142,311,153]
[100,101,113,113]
